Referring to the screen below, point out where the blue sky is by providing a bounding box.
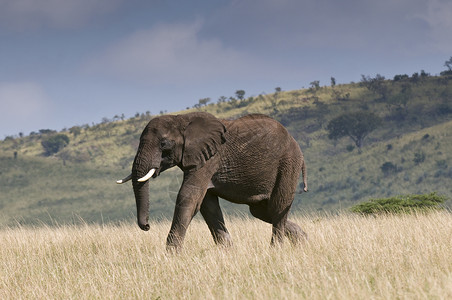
[1,0,451,138]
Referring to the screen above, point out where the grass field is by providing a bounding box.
[1,212,451,299]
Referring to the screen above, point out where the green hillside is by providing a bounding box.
[1,73,452,226]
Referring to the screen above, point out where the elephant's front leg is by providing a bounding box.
[200,192,232,246]
[166,180,208,251]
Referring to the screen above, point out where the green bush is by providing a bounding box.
[413,151,426,165]
[346,144,355,152]
[350,193,446,215]
[380,162,398,175]
[41,134,70,156]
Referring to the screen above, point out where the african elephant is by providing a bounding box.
[117,112,308,251]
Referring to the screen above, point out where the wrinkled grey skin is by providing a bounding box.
[120,112,308,251]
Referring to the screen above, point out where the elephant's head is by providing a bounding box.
[117,112,226,231]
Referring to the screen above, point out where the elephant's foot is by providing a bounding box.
[270,226,285,246]
[166,244,180,254]
[166,232,184,253]
[285,220,307,245]
[214,230,233,247]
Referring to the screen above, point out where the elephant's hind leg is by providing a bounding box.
[250,202,306,245]
[268,159,304,245]
[200,192,232,246]
[249,200,286,245]
[285,220,307,245]
[249,200,271,222]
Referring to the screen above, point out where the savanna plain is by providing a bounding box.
[1,212,451,299]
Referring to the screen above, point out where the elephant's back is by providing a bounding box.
[222,114,295,153]
[213,114,301,202]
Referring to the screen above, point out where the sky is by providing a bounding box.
[1,0,452,138]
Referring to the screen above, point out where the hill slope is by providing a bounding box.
[1,74,452,226]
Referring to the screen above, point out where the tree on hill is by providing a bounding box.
[444,57,452,72]
[194,97,211,109]
[199,97,211,106]
[441,56,452,75]
[217,96,227,104]
[235,90,245,100]
[360,74,389,101]
[41,134,70,156]
[39,129,56,135]
[386,83,411,114]
[309,80,320,92]
[330,77,336,87]
[327,111,381,151]
[69,126,82,137]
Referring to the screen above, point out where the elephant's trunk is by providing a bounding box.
[133,180,151,231]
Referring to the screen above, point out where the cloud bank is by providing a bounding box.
[208,0,452,54]
[0,82,50,135]
[0,0,122,30]
[86,21,264,85]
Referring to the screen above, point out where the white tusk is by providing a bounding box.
[116,174,132,184]
[137,169,156,182]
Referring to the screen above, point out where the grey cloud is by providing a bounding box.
[0,82,50,132]
[0,0,122,30]
[85,21,272,85]
[205,0,449,54]
[414,0,452,52]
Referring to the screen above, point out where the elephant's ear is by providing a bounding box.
[182,114,226,170]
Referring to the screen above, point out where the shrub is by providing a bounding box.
[393,74,409,81]
[346,144,355,152]
[41,134,70,156]
[435,103,452,116]
[39,129,57,135]
[413,151,426,165]
[69,126,82,137]
[58,149,91,163]
[380,162,398,175]
[350,193,446,215]
[327,111,381,150]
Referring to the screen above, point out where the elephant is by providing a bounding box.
[117,112,308,251]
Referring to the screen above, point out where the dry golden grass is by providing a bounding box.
[1,212,452,299]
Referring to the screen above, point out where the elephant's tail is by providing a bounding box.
[301,158,308,192]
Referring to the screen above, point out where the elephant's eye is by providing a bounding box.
[160,139,175,151]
